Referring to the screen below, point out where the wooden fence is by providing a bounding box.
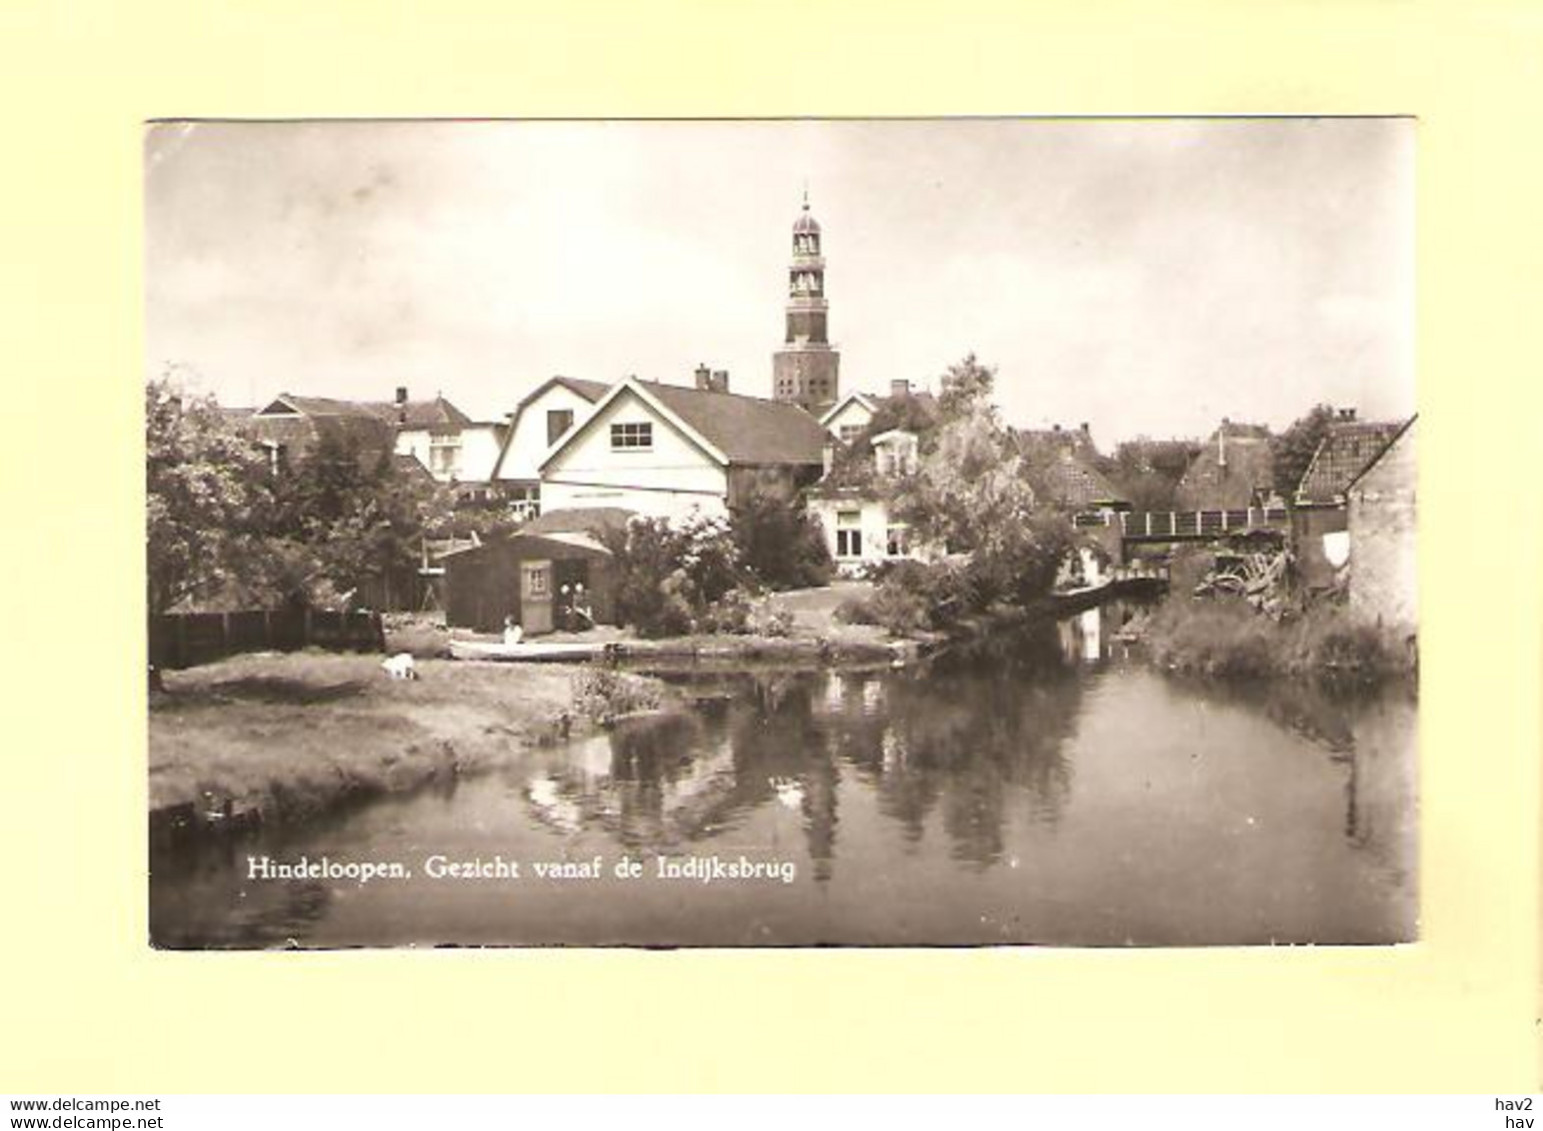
[149,609,387,670]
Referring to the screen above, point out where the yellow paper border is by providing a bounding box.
[2,0,1540,1093]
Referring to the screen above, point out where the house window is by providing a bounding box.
[839,424,863,444]
[509,486,539,522]
[886,526,909,557]
[547,409,574,446]
[610,422,653,451]
[429,433,461,477]
[876,437,917,477]
[836,510,863,558]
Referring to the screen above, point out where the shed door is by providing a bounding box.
[520,559,553,635]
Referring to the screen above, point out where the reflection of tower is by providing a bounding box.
[772,191,841,413]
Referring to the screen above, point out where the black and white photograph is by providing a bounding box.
[145,118,1417,949]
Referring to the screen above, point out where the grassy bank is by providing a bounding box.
[1142,597,1416,682]
[149,652,668,828]
[384,583,908,663]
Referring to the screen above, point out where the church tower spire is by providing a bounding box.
[773,193,840,412]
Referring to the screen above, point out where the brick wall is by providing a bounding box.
[1348,423,1417,636]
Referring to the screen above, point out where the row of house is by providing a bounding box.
[224,370,1414,633]
[212,196,1413,636]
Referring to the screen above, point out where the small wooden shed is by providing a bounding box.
[444,530,616,635]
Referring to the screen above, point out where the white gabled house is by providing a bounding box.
[818,379,935,443]
[536,374,828,522]
[491,376,613,518]
[806,428,936,575]
[385,392,507,498]
[246,387,504,497]
[819,391,881,444]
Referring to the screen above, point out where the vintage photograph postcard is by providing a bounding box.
[145,118,1416,949]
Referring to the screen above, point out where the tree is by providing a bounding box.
[889,354,1071,608]
[145,377,272,613]
[729,490,833,591]
[1271,404,1336,504]
[270,431,453,604]
[935,352,997,422]
[1109,438,1199,512]
[598,513,746,637]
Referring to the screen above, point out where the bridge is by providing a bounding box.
[1073,506,1290,544]
[1051,560,1171,615]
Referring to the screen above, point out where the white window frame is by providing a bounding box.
[835,510,863,559]
[429,432,462,476]
[610,421,653,451]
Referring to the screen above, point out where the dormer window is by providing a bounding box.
[873,431,918,477]
[429,432,461,477]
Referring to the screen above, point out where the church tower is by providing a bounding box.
[772,192,840,413]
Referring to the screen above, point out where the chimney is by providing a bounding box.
[395,386,408,405]
[1052,423,1061,433]
[891,378,911,398]
[1338,407,1357,421]
[822,439,836,477]
[711,369,730,393]
[395,386,409,424]
[1080,422,1090,435]
[694,363,712,391]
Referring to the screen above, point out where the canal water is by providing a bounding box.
[150,608,1417,948]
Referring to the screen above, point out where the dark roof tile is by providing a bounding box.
[641,381,828,465]
[1296,420,1406,505]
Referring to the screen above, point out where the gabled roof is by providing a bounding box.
[391,452,436,481]
[520,507,637,538]
[819,389,939,431]
[255,392,475,430]
[1345,414,1417,493]
[819,391,879,427]
[541,378,828,471]
[1174,421,1274,510]
[510,375,613,412]
[1296,419,1407,506]
[1015,428,1122,508]
[373,396,475,430]
[490,376,617,480]
[1036,450,1122,509]
[644,381,828,464]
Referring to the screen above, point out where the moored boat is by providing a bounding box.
[448,638,613,663]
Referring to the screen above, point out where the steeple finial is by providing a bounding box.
[802,182,809,210]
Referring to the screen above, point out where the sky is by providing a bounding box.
[145,118,1414,446]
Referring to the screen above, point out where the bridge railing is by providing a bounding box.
[1072,507,1288,537]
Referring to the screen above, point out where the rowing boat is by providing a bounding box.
[448,638,611,663]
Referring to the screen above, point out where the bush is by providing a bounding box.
[571,667,662,723]
[601,514,744,638]
[746,601,795,638]
[834,595,878,626]
[834,585,929,636]
[1145,597,1415,681]
[729,491,834,591]
[867,584,931,635]
[698,587,753,635]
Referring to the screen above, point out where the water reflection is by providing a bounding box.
[150,612,1417,947]
[527,633,1088,877]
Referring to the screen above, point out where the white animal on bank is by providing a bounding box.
[381,652,419,680]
